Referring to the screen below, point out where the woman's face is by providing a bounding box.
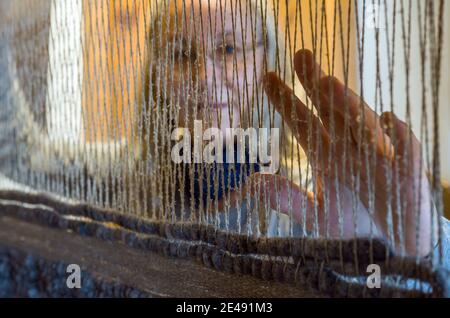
[156,0,265,133]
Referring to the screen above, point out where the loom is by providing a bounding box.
[0,0,449,297]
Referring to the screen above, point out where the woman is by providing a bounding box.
[145,0,449,264]
[145,0,306,236]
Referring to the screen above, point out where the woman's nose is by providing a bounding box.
[200,56,232,101]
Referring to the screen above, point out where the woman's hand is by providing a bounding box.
[229,49,435,257]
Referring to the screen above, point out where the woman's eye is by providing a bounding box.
[217,44,235,55]
[225,44,234,54]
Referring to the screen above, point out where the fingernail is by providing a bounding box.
[295,49,314,78]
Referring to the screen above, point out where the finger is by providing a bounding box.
[263,72,330,155]
[380,112,420,162]
[294,49,327,100]
[317,77,348,137]
[226,172,321,233]
[294,50,345,136]
[320,76,387,155]
[379,112,432,257]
